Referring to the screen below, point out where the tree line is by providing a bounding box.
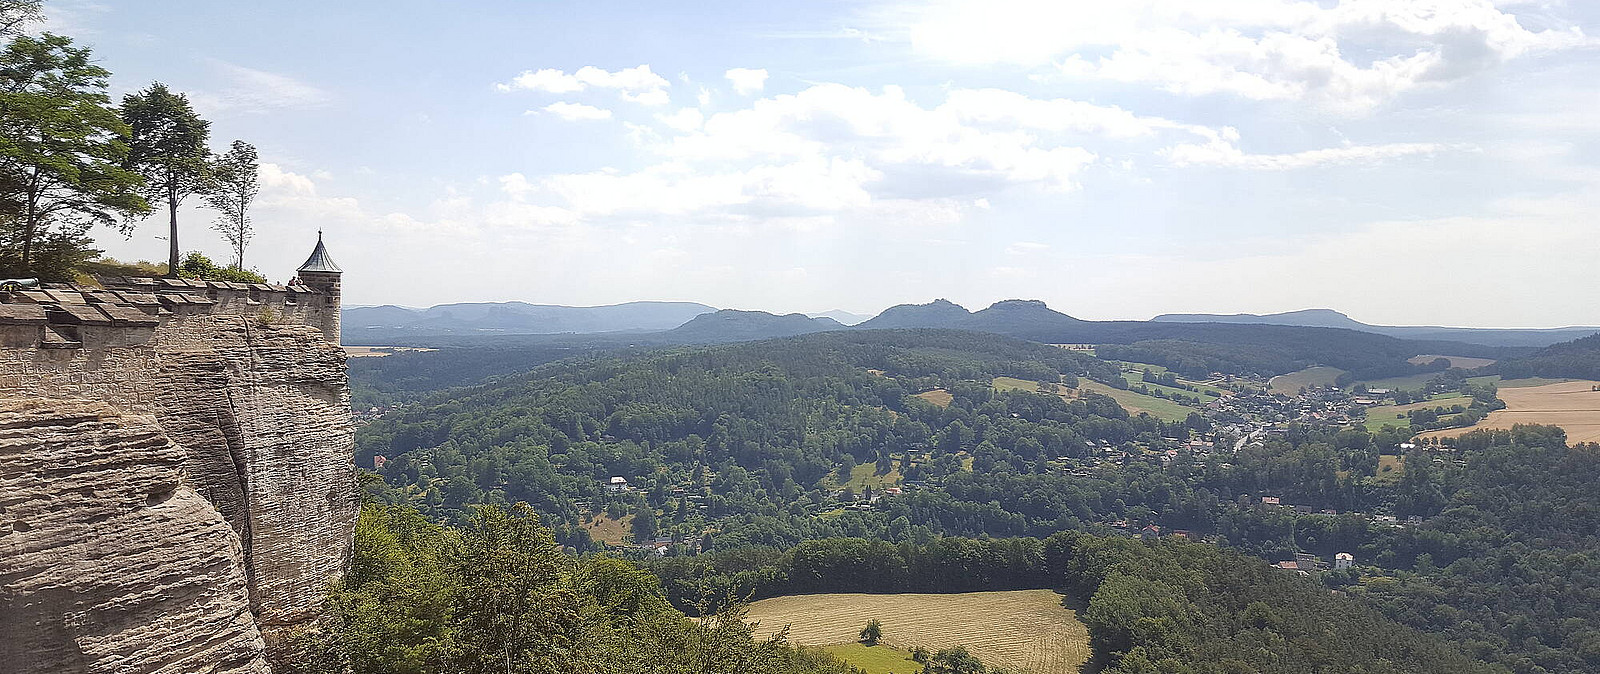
[1,0,262,282]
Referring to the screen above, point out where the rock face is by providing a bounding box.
[0,270,356,672]
[0,400,271,673]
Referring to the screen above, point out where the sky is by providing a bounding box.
[40,0,1600,327]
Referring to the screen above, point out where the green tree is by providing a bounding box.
[858,619,882,646]
[206,139,257,268]
[0,1,41,37]
[120,82,210,277]
[631,507,658,543]
[176,250,265,283]
[0,34,147,280]
[926,646,985,674]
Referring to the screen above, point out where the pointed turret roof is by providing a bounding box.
[298,231,341,273]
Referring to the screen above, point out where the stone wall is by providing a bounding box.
[0,279,356,671]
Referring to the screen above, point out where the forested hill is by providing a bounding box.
[359,329,1600,673]
[351,299,1523,403]
[1489,333,1600,380]
[859,300,1513,375]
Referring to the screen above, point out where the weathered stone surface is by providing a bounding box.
[0,399,271,673]
[0,304,357,667]
[152,320,356,637]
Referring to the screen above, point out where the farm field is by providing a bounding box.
[1111,361,1232,398]
[744,590,1090,674]
[1409,354,1496,369]
[1124,370,1224,400]
[989,376,1198,422]
[1361,397,1473,432]
[1269,366,1345,395]
[913,389,953,407]
[818,643,921,674]
[1079,380,1198,422]
[1418,380,1600,445]
[993,376,1057,394]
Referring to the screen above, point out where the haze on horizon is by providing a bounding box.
[56,0,1600,328]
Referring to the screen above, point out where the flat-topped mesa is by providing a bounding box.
[0,235,356,673]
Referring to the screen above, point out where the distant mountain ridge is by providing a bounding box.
[665,310,843,342]
[806,309,871,325]
[1152,308,1599,347]
[343,301,716,340]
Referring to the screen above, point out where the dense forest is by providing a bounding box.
[287,502,865,674]
[358,329,1600,673]
[1489,333,1600,380]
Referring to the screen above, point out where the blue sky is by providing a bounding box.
[46,0,1600,327]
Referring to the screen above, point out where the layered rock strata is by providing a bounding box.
[0,399,272,673]
[0,275,356,672]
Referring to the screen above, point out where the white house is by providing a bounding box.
[607,476,629,493]
[1335,552,1354,570]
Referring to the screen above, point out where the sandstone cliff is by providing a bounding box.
[0,275,356,672]
[0,399,271,673]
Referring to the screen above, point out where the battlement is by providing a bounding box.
[0,276,335,351]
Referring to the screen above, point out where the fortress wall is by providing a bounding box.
[0,277,356,670]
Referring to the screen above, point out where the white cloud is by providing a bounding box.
[495,64,671,106]
[901,0,1588,112]
[660,83,1102,191]
[541,102,613,121]
[190,61,330,115]
[1163,138,1453,169]
[1006,241,1049,254]
[725,67,770,95]
[658,108,705,132]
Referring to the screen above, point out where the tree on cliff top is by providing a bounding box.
[0,33,148,281]
[206,139,258,269]
[120,82,210,278]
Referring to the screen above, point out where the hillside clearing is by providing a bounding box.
[834,462,902,492]
[913,389,953,407]
[1418,380,1600,445]
[1370,454,1406,485]
[1269,366,1345,395]
[744,590,1090,674]
[580,512,632,546]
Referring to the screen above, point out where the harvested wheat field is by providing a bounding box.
[1419,380,1600,445]
[744,590,1089,674]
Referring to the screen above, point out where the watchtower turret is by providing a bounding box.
[296,231,342,344]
